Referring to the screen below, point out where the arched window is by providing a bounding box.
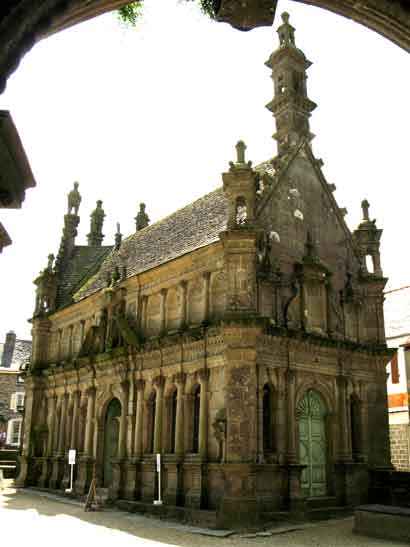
[192,385,200,453]
[170,389,177,453]
[263,384,273,452]
[148,391,156,454]
[235,196,247,225]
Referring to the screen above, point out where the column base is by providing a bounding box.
[75,457,95,495]
[49,456,64,490]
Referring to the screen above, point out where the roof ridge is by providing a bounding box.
[121,186,223,245]
[385,285,410,294]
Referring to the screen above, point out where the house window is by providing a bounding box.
[390,352,399,384]
[7,418,22,446]
[10,392,25,411]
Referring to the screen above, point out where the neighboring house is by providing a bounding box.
[384,285,410,470]
[18,14,393,527]
[0,331,31,447]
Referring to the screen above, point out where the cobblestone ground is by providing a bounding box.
[0,482,405,547]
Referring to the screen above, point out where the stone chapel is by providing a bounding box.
[17,14,394,527]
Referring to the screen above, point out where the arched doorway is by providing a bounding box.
[297,389,327,497]
[103,398,121,487]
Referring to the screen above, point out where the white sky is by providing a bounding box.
[0,0,409,342]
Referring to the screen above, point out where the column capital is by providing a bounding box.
[173,372,186,386]
[285,369,296,384]
[202,271,211,281]
[153,375,165,391]
[179,280,188,291]
[135,379,145,391]
[86,386,96,397]
[198,368,210,384]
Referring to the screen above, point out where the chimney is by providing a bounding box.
[1,331,16,368]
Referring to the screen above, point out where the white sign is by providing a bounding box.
[156,453,161,472]
[68,449,76,465]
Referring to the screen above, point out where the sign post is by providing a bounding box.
[65,449,76,493]
[153,453,163,505]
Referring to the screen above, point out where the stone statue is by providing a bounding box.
[67,182,81,215]
[91,200,105,234]
[135,203,150,231]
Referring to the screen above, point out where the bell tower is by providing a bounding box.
[265,12,317,155]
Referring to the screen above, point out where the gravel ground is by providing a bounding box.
[0,481,405,547]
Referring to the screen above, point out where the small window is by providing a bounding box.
[390,352,399,384]
[10,392,24,411]
[7,418,22,446]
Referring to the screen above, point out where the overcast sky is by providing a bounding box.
[1,0,409,342]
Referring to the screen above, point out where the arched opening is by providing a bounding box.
[147,391,156,454]
[235,196,247,225]
[365,255,374,274]
[262,383,273,453]
[192,385,200,453]
[297,389,327,497]
[103,397,121,487]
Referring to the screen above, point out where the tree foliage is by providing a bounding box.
[117,1,216,27]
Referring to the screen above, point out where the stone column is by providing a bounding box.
[202,272,211,323]
[179,281,187,329]
[198,369,209,460]
[142,295,148,334]
[153,376,164,454]
[70,391,80,449]
[84,387,96,457]
[286,369,297,463]
[174,373,186,457]
[46,395,57,456]
[160,289,168,334]
[118,381,129,459]
[276,369,287,463]
[57,393,68,454]
[337,376,350,461]
[134,380,145,457]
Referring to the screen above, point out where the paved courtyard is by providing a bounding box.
[0,482,405,546]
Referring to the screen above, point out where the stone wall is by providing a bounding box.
[390,424,410,471]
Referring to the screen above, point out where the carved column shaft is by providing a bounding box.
[134,381,145,457]
[118,382,129,459]
[180,281,187,329]
[153,379,164,454]
[276,370,287,460]
[84,388,96,457]
[46,396,56,456]
[175,374,186,456]
[70,391,80,449]
[337,376,350,461]
[199,369,209,459]
[160,289,168,333]
[286,369,297,463]
[203,272,211,323]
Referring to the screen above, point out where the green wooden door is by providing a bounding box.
[103,398,121,487]
[297,390,327,497]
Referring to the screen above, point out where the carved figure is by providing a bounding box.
[135,203,150,231]
[67,182,81,215]
[91,201,105,234]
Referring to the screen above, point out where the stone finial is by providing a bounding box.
[67,181,81,216]
[87,200,105,246]
[236,140,246,164]
[115,222,122,250]
[46,253,55,272]
[135,203,150,232]
[361,199,370,221]
[277,12,296,47]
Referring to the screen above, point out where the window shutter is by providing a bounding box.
[391,352,399,384]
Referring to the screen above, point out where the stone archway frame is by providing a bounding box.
[295,377,335,496]
[95,387,124,484]
[0,1,409,95]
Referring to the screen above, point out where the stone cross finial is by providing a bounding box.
[67,181,81,215]
[361,199,370,221]
[236,140,247,164]
[278,12,296,47]
[135,202,150,232]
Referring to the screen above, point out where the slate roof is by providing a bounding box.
[74,188,229,302]
[384,285,410,340]
[0,339,31,371]
[57,245,112,307]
